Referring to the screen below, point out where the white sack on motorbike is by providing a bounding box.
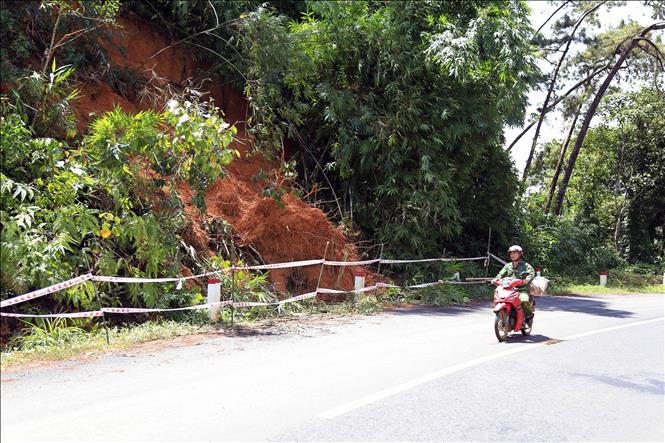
[530,276,549,296]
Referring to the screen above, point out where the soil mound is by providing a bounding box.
[73,14,362,294]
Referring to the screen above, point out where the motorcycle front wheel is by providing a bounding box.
[494,310,509,342]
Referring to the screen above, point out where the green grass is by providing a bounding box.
[10,280,653,371]
[0,297,381,371]
[1,287,469,371]
[1,320,215,372]
[547,269,664,296]
[549,283,664,296]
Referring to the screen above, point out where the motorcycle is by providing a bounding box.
[492,277,534,342]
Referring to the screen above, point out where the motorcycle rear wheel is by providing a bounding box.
[494,311,509,342]
[521,316,533,336]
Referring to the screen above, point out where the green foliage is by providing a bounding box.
[0,3,35,81]
[2,319,214,368]
[206,256,275,321]
[403,282,489,306]
[7,318,88,350]
[529,87,665,266]
[548,265,664,295]
[424,1,538,125]
[0,113,96,299]
[85,99,239,211]
[41,0,120,19]
[519,212,624,277]
[10,61,80,138]
[127,0,308,84]
[0,1,120,83]
[235,1,538,266]
[356,294,381,315]
[1,70,238,312]
[565,19,665,86]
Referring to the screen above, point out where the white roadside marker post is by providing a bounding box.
[354,270,366,303]
[599,271,608,287]
[207,278,221,320]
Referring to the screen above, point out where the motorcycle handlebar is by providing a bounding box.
[493,278,525,287]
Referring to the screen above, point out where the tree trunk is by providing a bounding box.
[544,100,583,214]
[533,1,570,36]
[506,64,610,152]
[42,8,62,77]
[613,197,627,252]
[553,22,665,215]
[522,1,605,183]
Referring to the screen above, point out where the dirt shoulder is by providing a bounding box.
[0,311,368,375]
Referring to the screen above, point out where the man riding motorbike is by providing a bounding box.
[493,245,535,319]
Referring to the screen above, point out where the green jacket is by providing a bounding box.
[495,260,535,293]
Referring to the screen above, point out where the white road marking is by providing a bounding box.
[318,316,664,419]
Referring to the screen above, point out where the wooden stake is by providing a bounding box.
[92,281,110,345]
[485,227,492,277]
[377,243,384,275]
[230,246,236,328]
[313,241,330,313]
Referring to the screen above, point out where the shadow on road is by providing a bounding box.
[535,295,635,319]
[386,302,488,317]
[222,326,284,337]
[386,294,636,320]
[498,333,554,344]
[568,372,665,395]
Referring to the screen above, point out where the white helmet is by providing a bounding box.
[508,245,523,253]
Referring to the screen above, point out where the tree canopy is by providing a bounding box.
[1,0,663,319]
[234,0,539,260]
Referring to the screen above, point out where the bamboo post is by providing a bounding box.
[230,246,236,328]
[376,243,384,275]
[335,249,348,289]
[439,244,449,282]
[484,227,492,277]
[313,241,330,314]
[92,281,110,345]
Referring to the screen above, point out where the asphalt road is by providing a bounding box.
[1,293,663,442]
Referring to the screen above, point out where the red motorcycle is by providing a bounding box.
[492,277,534,342]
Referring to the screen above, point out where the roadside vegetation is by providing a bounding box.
[0,282,490,371]
[0,318,214,371]
[1,1,663,359]
[548,267,664,295]
[4,273,660,371]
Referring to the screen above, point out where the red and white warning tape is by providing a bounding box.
[238,259,324,270]
[88,259,325,284]
[101,301,233,314]
[277,291,318,304]
[377,281,439,289]
[0,310,104,318]
[317,285,380,294]
[0,254,493,315]
[0,274,93,308]
[379,256,487,264]
[323,259,381,266]
[0,276,487,318]
[92,275,200,284]
[0,292,323,318]
[229,301,269,308]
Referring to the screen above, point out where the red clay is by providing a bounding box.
[72,14,363,295]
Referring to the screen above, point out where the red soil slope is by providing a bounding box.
[74,15,362,294]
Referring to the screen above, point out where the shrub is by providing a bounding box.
[1,85,238,312]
